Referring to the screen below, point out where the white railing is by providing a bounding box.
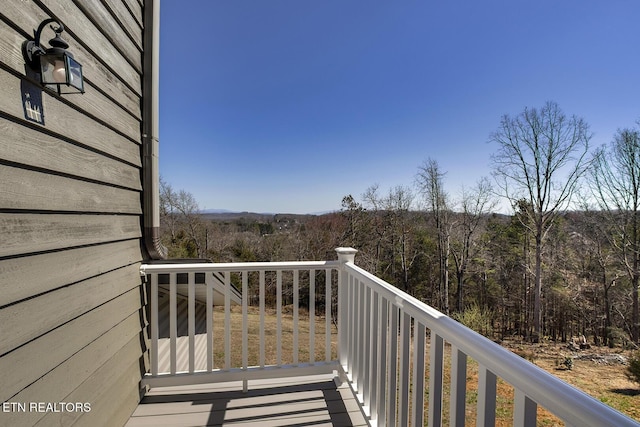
[140,258,343,391]
[141,248,639,427]
[338,252,639,427]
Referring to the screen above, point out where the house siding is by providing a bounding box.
[0,0,150,425]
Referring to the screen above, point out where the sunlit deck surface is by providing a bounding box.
[126,374,368,427]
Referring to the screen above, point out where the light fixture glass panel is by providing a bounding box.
[40,55,64,85]
[65,56,84,93]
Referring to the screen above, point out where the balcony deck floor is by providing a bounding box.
[126,374,369,427]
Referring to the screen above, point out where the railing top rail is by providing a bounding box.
[344,262,639,427]
[140,260,340,275]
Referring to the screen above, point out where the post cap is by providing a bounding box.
[335,247,358,263]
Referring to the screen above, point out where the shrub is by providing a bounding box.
[626,351,640,386]
[453,303,494,338]
[562,356,573,370]
[606,327,627,348]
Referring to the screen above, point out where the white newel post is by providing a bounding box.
[335,247,358,371]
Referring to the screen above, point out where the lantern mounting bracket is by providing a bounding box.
[23,18,67,70]
[21,18,84,95]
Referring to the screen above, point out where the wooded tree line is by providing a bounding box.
[160,101,640,347]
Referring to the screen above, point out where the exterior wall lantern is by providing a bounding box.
[22,18,84,95]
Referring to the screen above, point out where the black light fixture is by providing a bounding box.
[22,18,84,95]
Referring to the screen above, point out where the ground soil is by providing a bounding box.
[501,340,640,424]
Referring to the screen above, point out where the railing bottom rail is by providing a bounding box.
[142,361,343,389]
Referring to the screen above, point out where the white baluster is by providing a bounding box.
[477,365,497,427]
[150,273,158,376]
[309,269,315,364]
[428,333,444,427]
[412,322,426,426]
[169,273,177,375]
[450,345,468,427]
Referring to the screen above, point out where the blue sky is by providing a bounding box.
[159,1,640,214]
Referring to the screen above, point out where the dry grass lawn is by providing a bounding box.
[210,305,337,369]
[209,306,639,425]
[514,342,640,425]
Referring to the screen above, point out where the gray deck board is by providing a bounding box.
[126,374,368,426]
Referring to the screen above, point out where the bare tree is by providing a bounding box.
[416,158,452,314]
[361,184,387,275]
[451,177,497,311]
[490,101,591,341]
[340,194,366,247]
[589,124,640,343]
[160,177,179,244]
[571,208,621,346]
[159,178,207,258]
[383,185,417,292]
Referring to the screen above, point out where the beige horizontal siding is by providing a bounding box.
[0,1,149,424]
[0,240,141,307]
[0,213,141,257]
[0,118,141,190]
[0,264,141,355]
[103,0,144,49]
[0,286,144,403]
[0,68,140,166]
[74,0,143,54]
[2,310,144,427]
[0,165,142,214]
[60,350,145,427]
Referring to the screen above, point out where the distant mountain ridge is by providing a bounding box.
[199,209,237,214]
[198,210,320,222]
[199,208,337,217]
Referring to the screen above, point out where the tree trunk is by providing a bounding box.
[533,230,543,343]
[633,208,639,343]
[603,275,612,347]
[456,269,464,312]
[633,271,639,343]
[443,234,450,315]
